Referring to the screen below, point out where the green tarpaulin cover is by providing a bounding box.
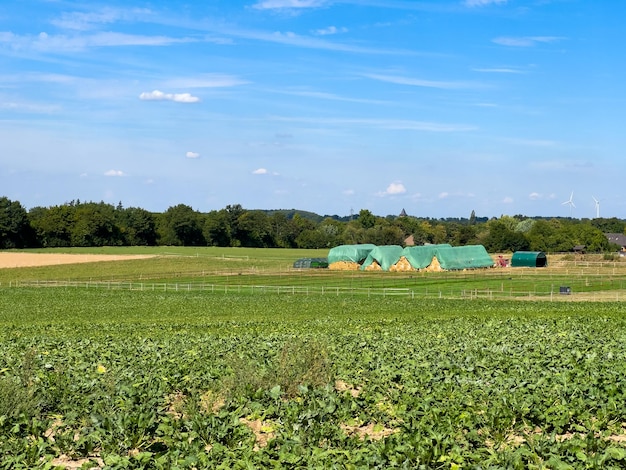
[327,244,376,264]
[360,245,404,271]
[434,245,494,270]
[402,244,451,269]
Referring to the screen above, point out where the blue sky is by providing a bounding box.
[1,0,623,218]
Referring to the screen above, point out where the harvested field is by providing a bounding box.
[0,253,156,269]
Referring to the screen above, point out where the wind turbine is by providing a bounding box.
[562,191,575,217]
[592,196,601,218]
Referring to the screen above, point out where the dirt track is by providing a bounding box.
[0,253,156,269]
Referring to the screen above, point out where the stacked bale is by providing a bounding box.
[389,256,415,272]
[360,245,404,271]
[328,244,376,271]
[398,245,451,271]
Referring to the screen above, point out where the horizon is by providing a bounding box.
[1,1,624,219]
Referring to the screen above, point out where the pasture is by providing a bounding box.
[1,248,626,468]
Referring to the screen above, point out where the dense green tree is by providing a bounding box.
[0,197,34,248]
[204,209,232,247]
[456,225,478,246]
[28,204,75,247]
[237,210,273,247]
[357,209,376,229]
[70,202,122,247]
[158,204,206,246]
[117,207,157,245]
[268,212,299,248]
[590,217,626,234]
[483,220,530,252]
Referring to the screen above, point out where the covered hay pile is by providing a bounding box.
[390,256,416,272]
[423,256,443,272]
[364,261,382,271]
[329,261,361,271]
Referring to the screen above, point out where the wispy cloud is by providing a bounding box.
[269,115,476,132]
[502,137,557,147]
[253,168,269,174]
[473,67,525,74]
[104,169,126,177]
[492,36,564,47]
[313,26,348,36]
[364,73,480,89]
[139,90,200,103]
[529,192,556,201]
[502,196,514,204]
[164,74,249,89]
[279,89,389,105]
[186,151,200,159]
[464,0,507,7]
[0,31,196,52]
[51,8,153,31]
[252,0,327,10]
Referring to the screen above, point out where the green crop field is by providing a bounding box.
[2,249,626,468]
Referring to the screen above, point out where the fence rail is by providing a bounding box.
[6,279,624,301]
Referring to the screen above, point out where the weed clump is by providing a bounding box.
[222,338,333,399]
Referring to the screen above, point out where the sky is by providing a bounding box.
[1,0,624,219]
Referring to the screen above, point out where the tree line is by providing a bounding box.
[0,197,624,253]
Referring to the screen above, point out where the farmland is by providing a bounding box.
[2,249,626,468]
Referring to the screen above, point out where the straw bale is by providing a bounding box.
[390,256,416,272]
[423,256,444,272]
[364,261,382,271]
[329,261,361,271]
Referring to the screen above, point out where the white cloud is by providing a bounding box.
[438,192,449,199]
[492,36,563,47]
[186,151,200,159]
[139,90,200,103]
[343,189,355,196]
[104,169,126,177]
[503,196,514,204]
[253,0,327,9]
[253,168,268,174]
[313,26,348,36]
[378,182,407,197]
[464,0,507,7]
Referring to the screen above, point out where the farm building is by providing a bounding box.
[511,251,548,268]
[328,244,376,270]
[293,258,328,268]
[360,245,404,271]
[605,233,626,255]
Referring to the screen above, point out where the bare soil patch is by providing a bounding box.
[0,253,156,269]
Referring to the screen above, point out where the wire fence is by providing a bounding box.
[7,279,625,302]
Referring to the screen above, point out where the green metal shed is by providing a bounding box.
[511,251,547,268]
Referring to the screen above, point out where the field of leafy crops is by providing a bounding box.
[2,288,626,469]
